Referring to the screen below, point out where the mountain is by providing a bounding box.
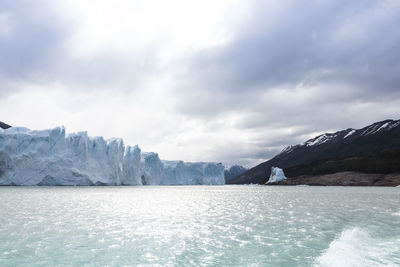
[224,165,248,182]
[0,121,11,130]
[228,119,400,184]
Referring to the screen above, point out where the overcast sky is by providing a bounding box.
[1,0,400,167]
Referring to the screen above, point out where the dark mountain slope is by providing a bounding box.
[0,121,11,130]
[224,165,248,182]
[228,119,400,184]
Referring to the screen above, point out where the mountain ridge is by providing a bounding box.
[228,119,400,184]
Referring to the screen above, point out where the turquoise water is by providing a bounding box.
[0,186,399,266]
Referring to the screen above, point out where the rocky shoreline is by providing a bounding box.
[267,171,400,186]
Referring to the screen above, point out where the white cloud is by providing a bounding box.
[60,0,247,60]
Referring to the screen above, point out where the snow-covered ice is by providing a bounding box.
[266,167,287,184]
[304,133,338,146]
[0,126,225,186]
[280,145,297,154]
[361,120,397,136]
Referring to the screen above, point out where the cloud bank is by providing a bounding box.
[1,0,400,167]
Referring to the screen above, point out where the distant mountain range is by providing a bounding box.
[224,165,248,183]
[228,119,400,185]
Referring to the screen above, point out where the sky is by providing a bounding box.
[1,0,400,167]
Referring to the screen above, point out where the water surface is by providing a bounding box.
[0,186,399,266]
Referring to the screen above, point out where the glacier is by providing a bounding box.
[266,167,286,184]
[0,126,225,186]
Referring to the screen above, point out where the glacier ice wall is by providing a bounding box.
[0,127,225,186]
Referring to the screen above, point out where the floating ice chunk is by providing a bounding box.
[266,167,287,184]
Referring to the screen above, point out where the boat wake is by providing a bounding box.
[316,227,400,267]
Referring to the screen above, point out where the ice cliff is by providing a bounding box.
[0,126,225,186]
[266,167,286,184]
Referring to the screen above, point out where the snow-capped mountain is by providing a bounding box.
[282,119,400,152]
[0,126,225,186]
[228,119,400,184]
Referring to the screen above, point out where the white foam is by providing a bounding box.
[316,227,400,267]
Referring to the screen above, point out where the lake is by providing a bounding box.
[0,186,399,266]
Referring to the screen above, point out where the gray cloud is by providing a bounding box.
[0,1,165,96]
[176,0,400,109]
[0,1,67,79]
[1,0,400,167]
[169,0,400,166]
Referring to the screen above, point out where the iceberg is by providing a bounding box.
[0,126,225,186]
[266,167,287,184]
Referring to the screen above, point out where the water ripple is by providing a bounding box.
[0,186,399,266]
